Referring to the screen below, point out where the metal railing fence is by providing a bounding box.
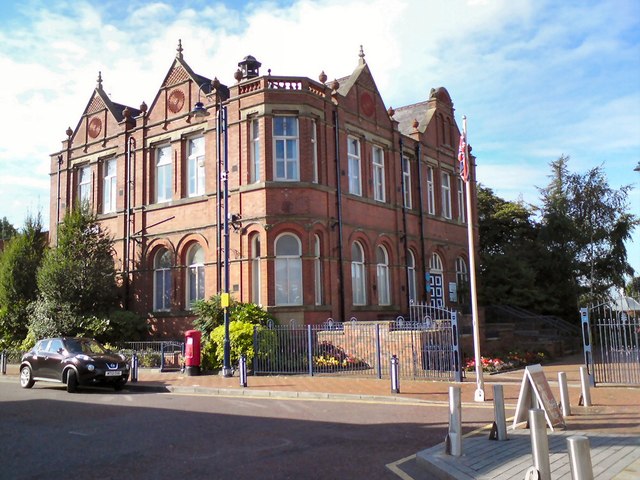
[253,316,461,381]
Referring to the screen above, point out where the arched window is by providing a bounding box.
[314,234,322,305]
[351,241,366,306]
[153,249,172,311]
[407,250,417,304]
[376,246,390,305]
[429,252,444,308]
[275,233,302,306]
[186,244,205,309]
[251,235,261,305]
[455,257,469,305]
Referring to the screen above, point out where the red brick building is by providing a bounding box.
[49,43,477,338]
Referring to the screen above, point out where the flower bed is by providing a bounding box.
[464,350,547,373]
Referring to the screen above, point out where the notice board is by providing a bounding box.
[513,364,565,431]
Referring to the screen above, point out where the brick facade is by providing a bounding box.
[50,45,478,339]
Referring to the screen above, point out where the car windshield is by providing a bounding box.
[65,339,109,355]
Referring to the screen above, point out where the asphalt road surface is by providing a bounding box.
[0,381,496,479]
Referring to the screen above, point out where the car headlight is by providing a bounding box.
[77,354,92,361]
[87,364,95,372]
[119,354,126,361]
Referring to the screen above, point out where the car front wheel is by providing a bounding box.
[66,370,78,393]
[20,366,35,389]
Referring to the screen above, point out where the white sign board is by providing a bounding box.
[513,364,565,431]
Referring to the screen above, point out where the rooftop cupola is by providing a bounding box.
[238,55,262,80]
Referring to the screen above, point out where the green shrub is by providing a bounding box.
[205,321,259,371]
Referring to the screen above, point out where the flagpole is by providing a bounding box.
[462,115,485,402]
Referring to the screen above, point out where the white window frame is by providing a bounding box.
[275,233,303,306]
[102,158,116,213]
[273,116,299,181]
[250,118,260,183]
[407,250,417,304]
[441,171,452,219]
[402,155,412,208]
[78,165,91,205]
[314,234,322,305]
[186,244,205,310]
[376,245,390,306]
[251,235,261,305]
[457,177,466,223]
[153,249,172,312]
[155,145,172,203]
[426,166,435,215]
[311,119,318,183]
[347,136,362,196]
[187,136,205,197]
[351,241,366,305]
[372,145,385,202]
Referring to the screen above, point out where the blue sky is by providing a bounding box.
[0,0,638,275]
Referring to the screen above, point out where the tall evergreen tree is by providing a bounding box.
[37,205,117,315]
[0,214,46,342]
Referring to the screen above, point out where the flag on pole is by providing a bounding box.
[458,129,469,182]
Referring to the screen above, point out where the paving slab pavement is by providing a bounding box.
[3,354,639,478]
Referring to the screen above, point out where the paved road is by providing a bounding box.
[0,381,496,479]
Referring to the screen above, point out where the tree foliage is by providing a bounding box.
[0,216,17,241]
[0,214,46,343]
[37,205,117,315]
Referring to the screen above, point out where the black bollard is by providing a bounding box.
[390,354,400,394]
[239,354,248,387]
[131,352,139,382]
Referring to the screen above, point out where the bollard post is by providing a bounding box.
[131,352,138,383]
[390,354,400,394]
[239,354,248,388]
[1,351,7,375]
[567,435,593,480]
[489,384,508,440]
[445,386,462,456]
[578,366,592,407]
[529,408,551,480]
[558,372,572,417]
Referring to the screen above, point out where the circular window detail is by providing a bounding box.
[167,89,185,114]
[360,92,375,117]
[88,117,102,138]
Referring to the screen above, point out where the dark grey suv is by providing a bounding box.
[19,337,130,393]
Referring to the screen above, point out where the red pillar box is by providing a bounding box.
[184,330,202,376]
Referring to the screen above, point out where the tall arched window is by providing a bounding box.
[251,235,261,305]
[314,234,322,306]
[455,257,469,305]
[351,241,366,306]
[275,233,302,306]
[153,249,172,311]
[376,246,390,305]
[429,252,444,308]
[186,244,205,309]
[407,250,417,304]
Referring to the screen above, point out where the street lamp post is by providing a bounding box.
[192,80,232,378]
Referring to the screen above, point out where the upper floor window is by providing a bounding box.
[376,245,390,306]
[441,171,452,219]
[186,244,205,309]
[457,177,466,223]
[347,136,362,196]
[250,118,260,183]
[153,249,172,312]
[273,116,299,181]
[187,137,205,197]
[102,159,116,213]
[311,120,318,183]
[402,155,412,208]
[426,166,435,215]
[351,241,366,305]
[275,233,302,305]
[78,165,91,205]
[372,145,385,202]
[155,145,172,203]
